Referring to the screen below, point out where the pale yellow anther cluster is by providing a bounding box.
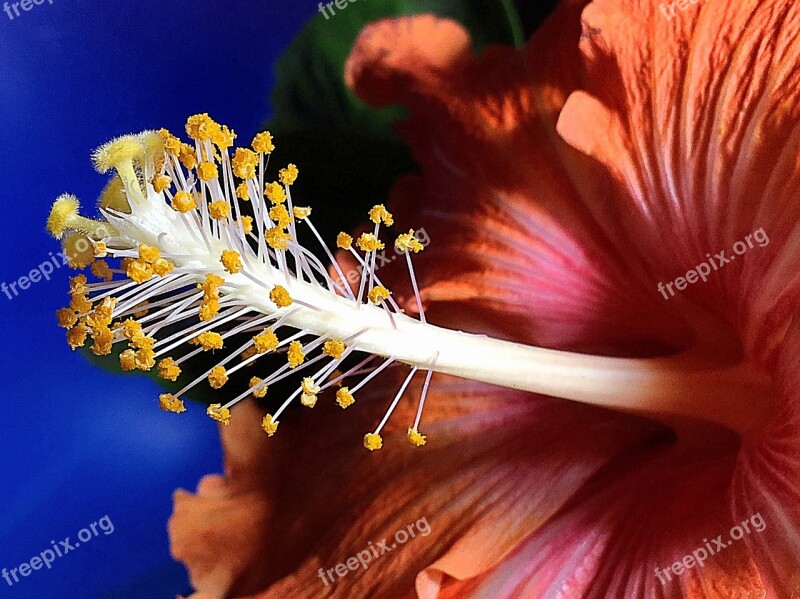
[261,414,279,436]
[357,233,384,252]
[264,182,286,204]
[253,328,279,354]
[252,131,275,154]
[269,204,292,228]
[150,173,172,193]
[91,260,113,282]
[269,285,292,308]
[395,230,425,253]
[197,273,224,321]
[208,365,228,389]
[239,216,253,235]
[208,200,231,221]
[127,243,174,284]
[407,427,427,447]
[336,387,355,409]
[336,232,353,250]
[287,340,305,368]
[207,403,231,424]
[368,204,394,226]
[171,190,197,213]
[220,249,243,274]
[159,393,186,414]
[323,339,346,359]
[363,432,383,451]
[368,286,391,305]
[300,377,321,408]
[249,377,268,399]
[197,331,224,351]
[278,163,298,186]
[157,357,182,382]
[232,148,258,180]
[293,206,312,220]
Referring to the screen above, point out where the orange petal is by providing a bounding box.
[557,0,800,364]
[346,11,688,355]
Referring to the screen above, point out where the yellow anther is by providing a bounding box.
[249,377,268,399]
[121,319,143,339]
[69,275,88,296]
[287,341,305,368]
[336,387,355,408]
[235,182,250,201]
[66,323,88,349]
[185,113,217,141]
[265,226,290,250]
[208,366,229,390]
[231,148,258,179]
[131,335,155,350]
[252,131,275,154]
[127,259,153,284]
[207,403,231,425]
[363,433,383,451]
[301,393,318,408]
[152,258,175,277]
[211,124,236,150]
[179,143,197,169]
[368,204,394,226]
[150,173,172,193]
[356,233,384,252]
[63,233,96,268]
[269,285,292,308]
[197,161,219,182]
[264,181,286,204]
[395,229,424,253]
[138,243,160,263]
[293,206,311,220]
[159,129,182,155]
[91,135,145,174]
[198,299,221,321]
[99,176,130,214]
[159,393,186,414]
[301,377,320,395]
[253,328,279,353]
[239,215,253,235]
[407,427,427,447]
[199,273,224,297]
[278,163,298,186]
[220,249,243,274]
[269,204,291,227]
[90,326,114,356]
[197,331,224,351]
[119,349,137,371]
[56,307,78,329]
[90,260,113,282]
[172,190,197,213]
[261,414,279,436]
[368,286,391,305]
[70,293,92,314]
[336,232,353,250]
[323,339,346,359]
[208,200,230,221]
[157,357,182,381]
[93,241,108,258]
[134,348,156,371]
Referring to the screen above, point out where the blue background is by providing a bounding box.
[0,1,316,597]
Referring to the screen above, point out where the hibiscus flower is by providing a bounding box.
[96,0,799,597]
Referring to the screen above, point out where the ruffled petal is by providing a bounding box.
[557,0,800,364]
[170,377,662,598]
[345,10,688,355]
